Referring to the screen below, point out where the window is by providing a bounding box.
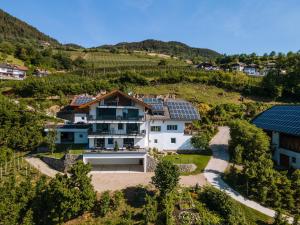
[81,117,84,120]
[151,126,161,132]
[279,133,300,153]
[79,134,83,138]
[292,157,297,164]
[154,139,158,143]
[118,123,123,130]
[171,138,176,143]
[167,125,178,131]
[108,138,113,145]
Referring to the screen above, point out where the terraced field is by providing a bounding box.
[67,50,187,68]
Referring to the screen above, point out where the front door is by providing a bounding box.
[280,154,290,168]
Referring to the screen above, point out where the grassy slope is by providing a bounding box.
[133,83,248,105]
[133,83,284,105]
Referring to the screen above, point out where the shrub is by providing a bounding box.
[98,191,111,217]
[199,186,247,225]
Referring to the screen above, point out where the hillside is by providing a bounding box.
[67,50,188,69]
[98,39,220,60]
[0,9,59,45]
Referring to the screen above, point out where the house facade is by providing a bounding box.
[252,105,300,169]
[52,90,200,172]
[0,63,28,80]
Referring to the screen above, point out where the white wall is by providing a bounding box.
[272,131,300,169]
[74,113,87,123]
[147,120,195,151]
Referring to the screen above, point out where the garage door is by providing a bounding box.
[85,158,142,165]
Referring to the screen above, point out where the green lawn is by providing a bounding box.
[164,151,212,175]
[237,201,273,224]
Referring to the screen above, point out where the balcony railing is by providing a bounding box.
[88,115,144,121]
[89,130,145,136]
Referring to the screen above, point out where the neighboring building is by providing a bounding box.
[34,69,50,77]
[50,90,200,172]
[196,62,219,71]
[0,63,28,80]
[243,64,261,76]
[231,62,246,72]
[252,105,300,169]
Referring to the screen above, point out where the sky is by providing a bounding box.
[1,0,300,55]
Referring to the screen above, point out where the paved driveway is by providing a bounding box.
[91,172,206,192]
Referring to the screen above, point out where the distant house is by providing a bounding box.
[0,63,28,80]
[252,105,300,169]
[243,64,261,76]
[231,62,246,72]
[261,62,277,76]
[34,69,50,77]
[196,62,219,71]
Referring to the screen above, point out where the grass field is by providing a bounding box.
[67,50,187,68]
[164,151,212,175]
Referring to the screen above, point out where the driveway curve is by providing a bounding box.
[204,126,283,220]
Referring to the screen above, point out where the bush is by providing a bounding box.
[199,186,247,225]
[98,191,111,217]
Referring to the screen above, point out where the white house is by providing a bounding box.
[231,62,246,72]
[0,63,28,80]
[52,90,200,172]
[243,64,261,76]
[252,105,300,169]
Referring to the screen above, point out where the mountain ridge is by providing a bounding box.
[97,39,220,59]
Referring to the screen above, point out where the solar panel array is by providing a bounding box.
[252,105,300,136]
[166,101,200,120]
[74,96,94,105]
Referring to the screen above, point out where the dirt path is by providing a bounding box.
[25,156,61,177]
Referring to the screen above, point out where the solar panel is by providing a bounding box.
[151,103,164,111]
[166,100,200,120]
[74,96,93,105]
[143,98,162,104]
[252,105,300,136]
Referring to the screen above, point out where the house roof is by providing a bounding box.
[70,95,95,107]
[78,90,151,109]
[252,105,300,136]
[0,63,28,71]
[143,98,200,121]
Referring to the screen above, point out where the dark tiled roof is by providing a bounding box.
[165,100,200,121]
[252,105,300,136]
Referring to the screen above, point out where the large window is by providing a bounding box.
[279,133,300,153]
[167,125,178,131]
[124,138,134,148]
[97,108,116,120]
[61,132,74,143]
[151,126,161,132]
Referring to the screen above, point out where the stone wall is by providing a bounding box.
[41,156,65,172]
[146,154,157,172]
[176,164,197,173]
[42,154,82,173]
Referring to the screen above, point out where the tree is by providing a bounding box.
[46,129,57,154]
[42,162,96,224]
[158,59,167,66]
[151,160,180,198]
